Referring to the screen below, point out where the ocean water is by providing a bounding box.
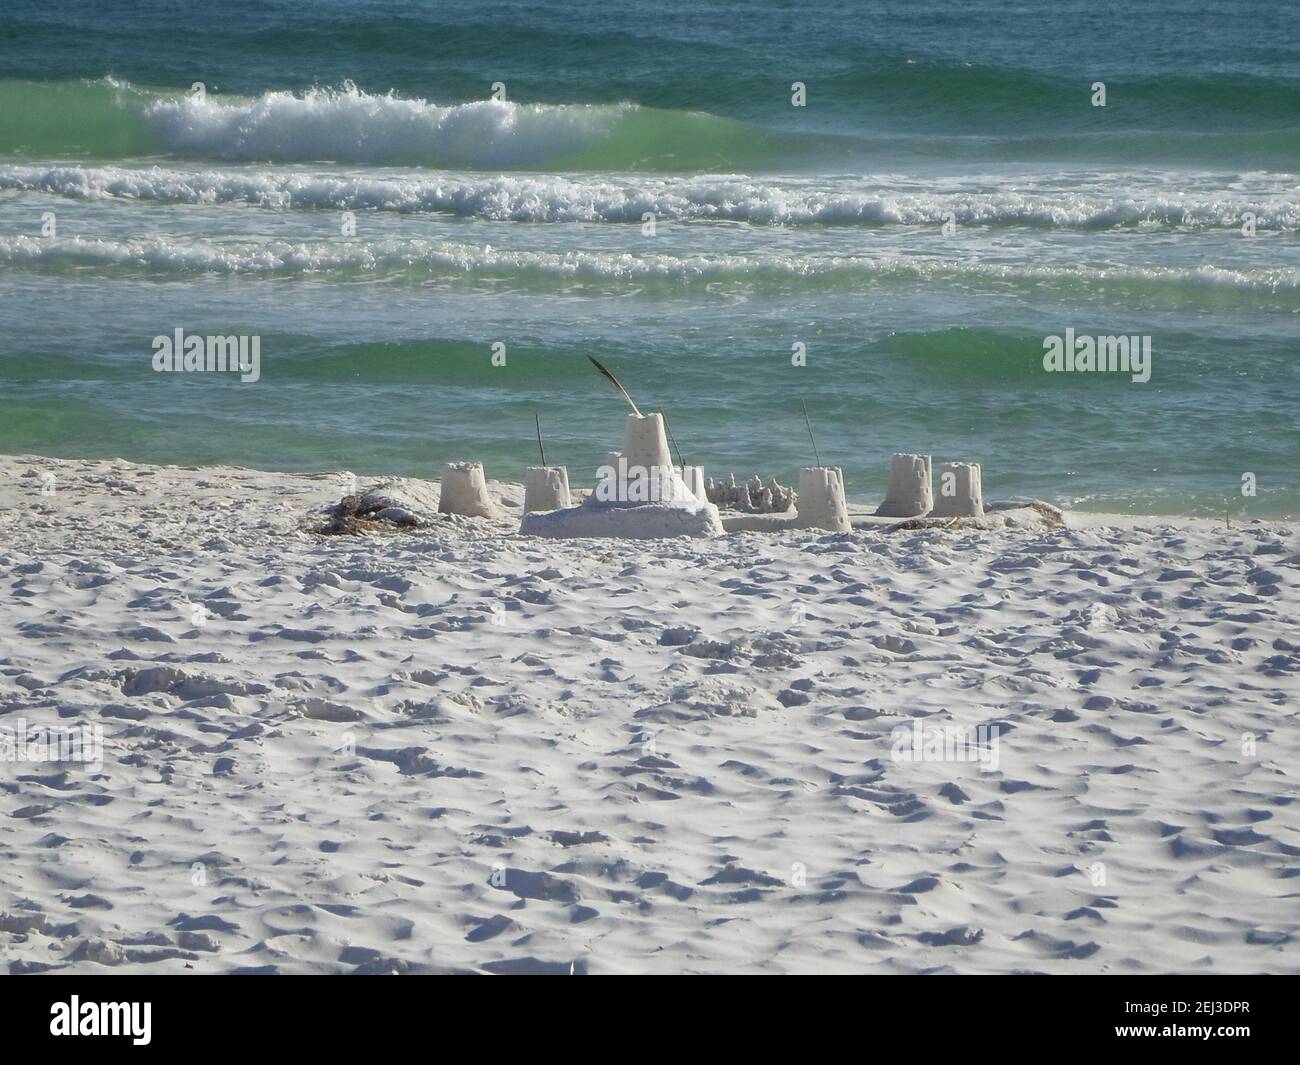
[1,0,1296,516]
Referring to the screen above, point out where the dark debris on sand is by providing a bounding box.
[309,494,414,537]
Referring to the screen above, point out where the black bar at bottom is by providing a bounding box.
[0,974,1287,1051]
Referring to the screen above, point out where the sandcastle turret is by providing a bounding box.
[438,461,501,519]
[621,413,673,473]
[931,461,984,517]
[796,466,851,532]
[523,466,571,513]
[875,453,933,517]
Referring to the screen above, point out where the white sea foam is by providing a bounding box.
[138,84,627,167]
[3,234,1297,293]
[3,163,1297,230]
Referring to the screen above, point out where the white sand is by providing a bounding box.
[1,454,1297,974]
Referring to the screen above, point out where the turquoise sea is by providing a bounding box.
[0,0,1296,515]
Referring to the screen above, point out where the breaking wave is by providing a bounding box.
[0,79,824,170]
[1,77,1297,169]
[4,163,1298,230]
[4,234,1297,303]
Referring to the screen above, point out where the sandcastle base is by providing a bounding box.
[721,512,801,534]
[520,498,723,540]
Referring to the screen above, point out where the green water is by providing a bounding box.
[0,0,1297,516]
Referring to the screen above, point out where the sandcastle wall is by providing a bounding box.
[932,461,984,517]
[796,466,851,532]
[523,466,571,513]
[875,453,933,517]
[438,461,501,519]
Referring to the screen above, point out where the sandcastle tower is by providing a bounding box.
[598,414,692,504]
[622,414,672,477]
[796,466,851,532]
[523,466,571,513]
[439,461,501,519]
[875,453,933,517]
[931,461,984,517]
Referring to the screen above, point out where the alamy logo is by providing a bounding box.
[890,720,1001,772]
[595,459,694,504]
[1,719,103,765]
[152,328,261,383]
[50,997,151,1045]
[1042,328,1151,383]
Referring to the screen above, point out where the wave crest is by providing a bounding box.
[3,235,1297,302]
[4,163,1298,231]
[141,83,630,167]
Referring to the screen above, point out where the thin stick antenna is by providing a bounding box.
[801,400,822,468]
[663,412,685,470]
[535,413,547,467]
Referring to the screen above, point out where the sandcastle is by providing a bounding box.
[520,414,723,538]
[931,461,984,517]
[705,473,796,513]
[438,461,501,519]
[679,465,707,504]
[523,466,571,513]
[875,453,933,517]
[600,451,622,493]
[796,466,851,532]
[622,414,672,484]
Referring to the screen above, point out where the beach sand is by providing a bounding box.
[1,455,1297,974]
